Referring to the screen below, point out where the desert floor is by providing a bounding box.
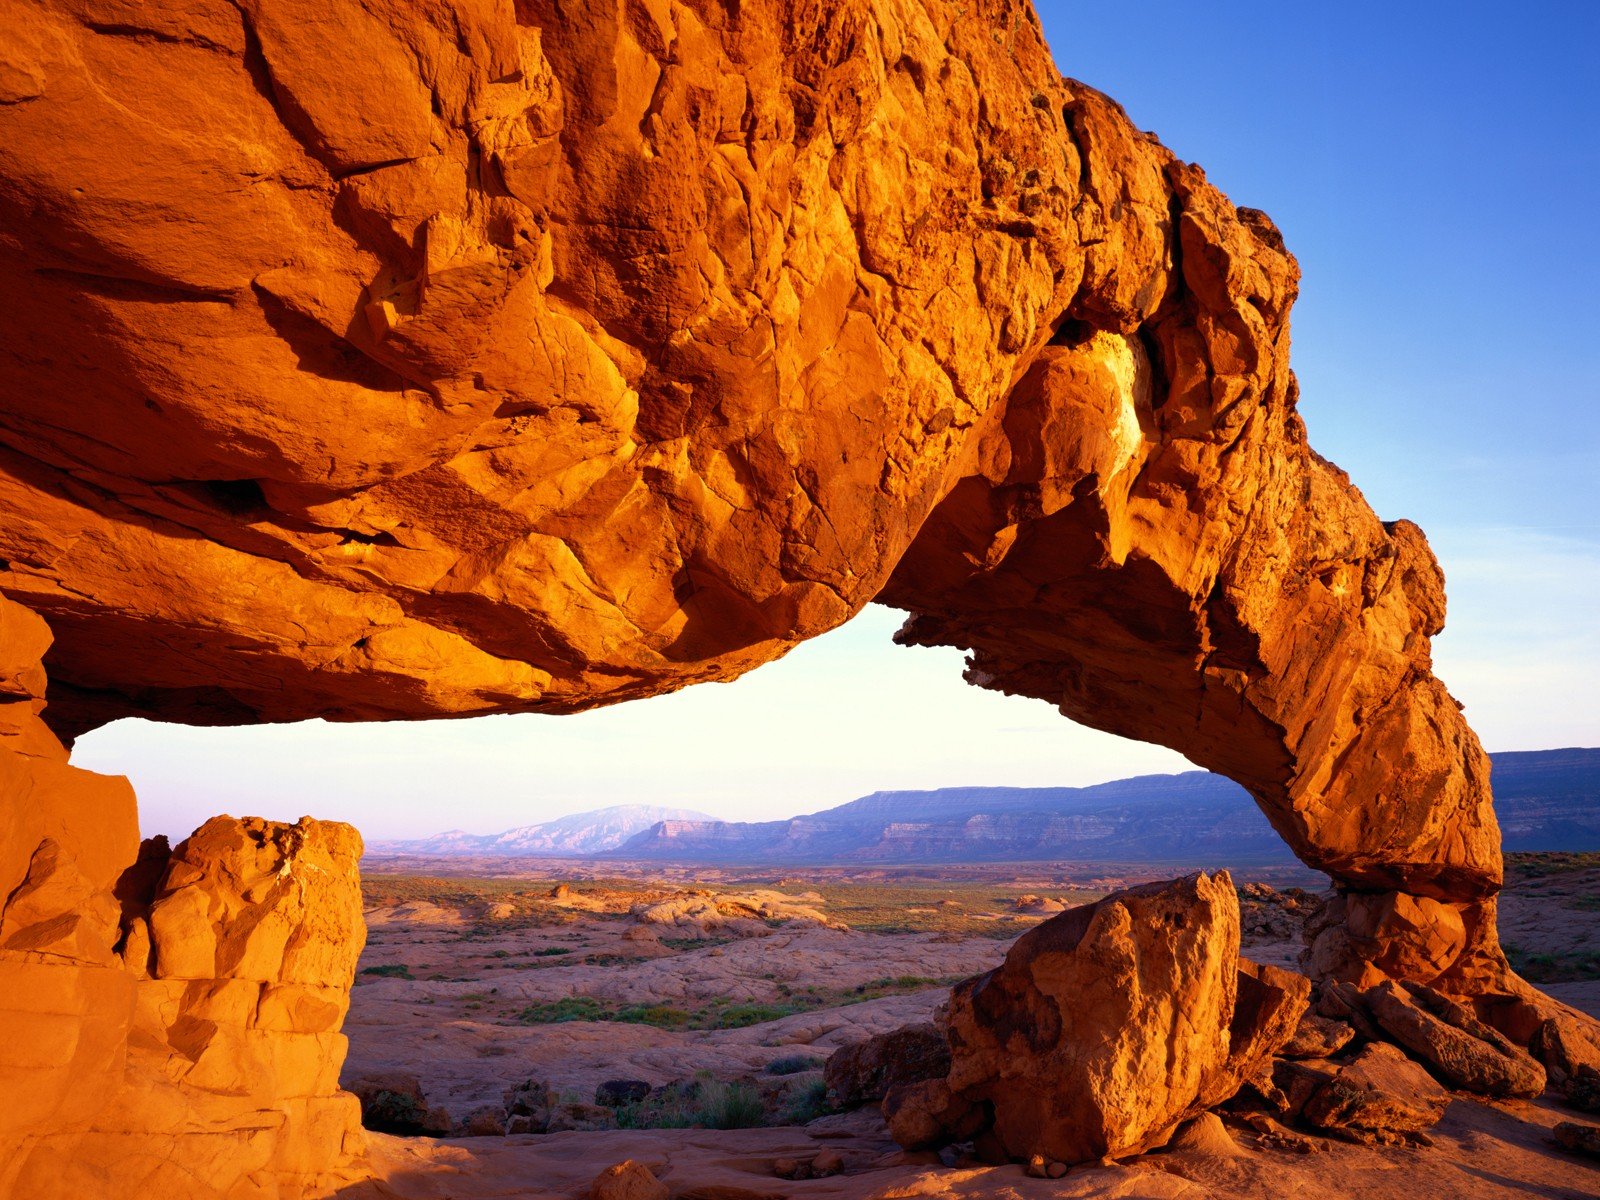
[338,856,1600,1199]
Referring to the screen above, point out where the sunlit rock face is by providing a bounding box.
[0,595,368,1197]
[0,0,1544,1042]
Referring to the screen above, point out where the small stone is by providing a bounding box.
[1554,1121,1600,1158]
[810,1148,844,1176]
[1282,1014,1355,1059]
[773,1157,810,1180]
[590,1160,669,1200]
[1024,1154,1049,1178]
[1046,1161,1068,1178]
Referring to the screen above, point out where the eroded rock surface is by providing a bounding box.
[932,873,1248,1163]
[0,595,368,1198]
[0,0,1521,1002]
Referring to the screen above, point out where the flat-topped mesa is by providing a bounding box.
[0,0,1545,1023]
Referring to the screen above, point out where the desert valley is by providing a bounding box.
[312,750,1600,1197]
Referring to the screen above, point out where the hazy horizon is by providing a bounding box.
[73,0,1600,842]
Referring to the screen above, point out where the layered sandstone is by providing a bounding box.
[0,596,367,1198]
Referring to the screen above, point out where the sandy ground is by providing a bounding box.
[339,868,1600,1199]
[337,1097,1600,1200]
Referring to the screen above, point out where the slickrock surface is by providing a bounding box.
[0,0,1521,1004]
[348,893,1002,1118]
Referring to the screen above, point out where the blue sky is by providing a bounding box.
[75,1,1599,840]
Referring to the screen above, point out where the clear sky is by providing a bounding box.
[74,1,1600,841]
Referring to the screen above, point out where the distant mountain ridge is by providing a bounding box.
[369,804,716,856]
[369,749,1600,864]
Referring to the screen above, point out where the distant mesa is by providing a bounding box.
[367,748,1600,865]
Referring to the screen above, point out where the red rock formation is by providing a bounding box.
[935,873,1248,1163]
[0,596,367,1198]
[0,0,1525,1005]
[0,6,1574,1188]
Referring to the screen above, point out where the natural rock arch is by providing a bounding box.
[0,0,1569,1192]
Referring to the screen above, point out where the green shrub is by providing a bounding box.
[516,996,609,1023]
[710,1003,799,1029]
[359,963,413,979]
[696,1081,766,1130]
[612,1004,693,1029]
[781,1078,832,1125]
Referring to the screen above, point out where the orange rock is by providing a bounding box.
[938,873,1241,1163]
[0,594,369,1198]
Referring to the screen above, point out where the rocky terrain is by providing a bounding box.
[335,868,1600,1197]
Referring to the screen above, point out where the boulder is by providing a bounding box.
[1196,958,1311,1109]
[931,873,1240,1164]
[1300,1043,1450,1141]
[882,1079,984,1152]
[461,1106,508,1137]
[349,1073,430,1135]
[1554,1122,1600,1158]
[1531,1015,1600,1094]
[825,1023,951,1108]
[503,1079,551,1133]
[1283,1014,1356,1059]
[547,1100,618,1133]
[1363,981,1545,1097]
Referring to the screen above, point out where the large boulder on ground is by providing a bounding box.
[826,1023,951,1108]
[1554,1122,1600,1158]
[1532,1015,1600,1107]
[934,872,1242,1164]
[348,1072,449,1136]
[1299,1042,1451,1142]
[1363,980,1545,1098]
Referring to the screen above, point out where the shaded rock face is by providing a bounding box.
[0,0,1514,1002]
[0,596,367,1199]
[937,873,1247,1163]
[825,1022,951,1107]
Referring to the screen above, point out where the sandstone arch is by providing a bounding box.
[0,0,1573,1192]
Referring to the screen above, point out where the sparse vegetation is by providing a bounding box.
[358,963,413,980]
[781,1077,833,1125]
[766,1054,825,1076]
[694,1081,766,1129]
[1504,851,1600,883]
[511,972,958,1031]
[1503,943,1600,983]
